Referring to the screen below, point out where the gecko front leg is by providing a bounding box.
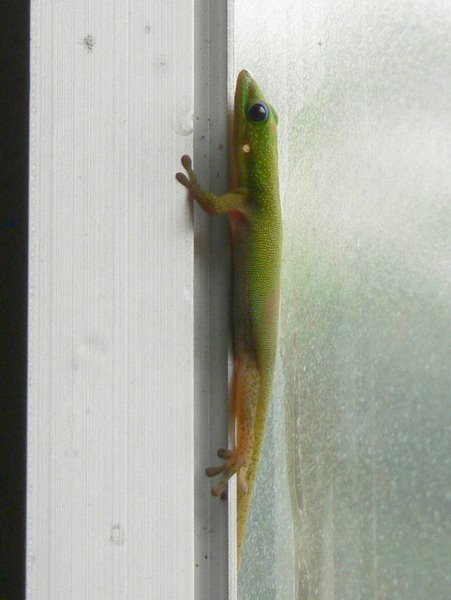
[176,155,246,215]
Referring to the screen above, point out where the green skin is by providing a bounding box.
[176,70,282,565]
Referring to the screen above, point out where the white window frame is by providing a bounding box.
[27,1,236,598]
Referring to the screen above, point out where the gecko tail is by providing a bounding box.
[231,353,262,563]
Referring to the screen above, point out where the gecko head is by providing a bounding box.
[232,70,279,188]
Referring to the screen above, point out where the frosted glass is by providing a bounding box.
[234,1,451,598]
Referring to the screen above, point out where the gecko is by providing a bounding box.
[176,69,282,565]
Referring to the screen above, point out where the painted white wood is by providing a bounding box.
[27,1,194,598]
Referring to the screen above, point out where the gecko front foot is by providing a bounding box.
[205,448,250,498]
[175,155,197,198]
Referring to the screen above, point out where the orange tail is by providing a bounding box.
[230,353,262,565]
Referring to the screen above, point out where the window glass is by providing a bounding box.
[234,1,451,598]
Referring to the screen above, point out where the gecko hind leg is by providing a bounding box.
[205,353,260,498]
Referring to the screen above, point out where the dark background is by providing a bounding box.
[0,1,29,597]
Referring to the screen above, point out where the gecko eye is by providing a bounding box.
[247,101,270,123]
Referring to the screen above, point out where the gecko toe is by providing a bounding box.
[181,155,192,170]
[238,470,249,494]
[175,172,190,186]
[217,448,232,459]
[211,472,233,497]
[205,465,225,478]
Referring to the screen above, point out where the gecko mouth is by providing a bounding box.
[234,70,256,124]
[233,69,258,154]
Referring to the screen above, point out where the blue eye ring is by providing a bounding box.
[247,101,270,123]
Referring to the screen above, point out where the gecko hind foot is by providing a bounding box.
[205,448,249,497]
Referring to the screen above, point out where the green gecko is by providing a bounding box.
[176,70,282,565]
